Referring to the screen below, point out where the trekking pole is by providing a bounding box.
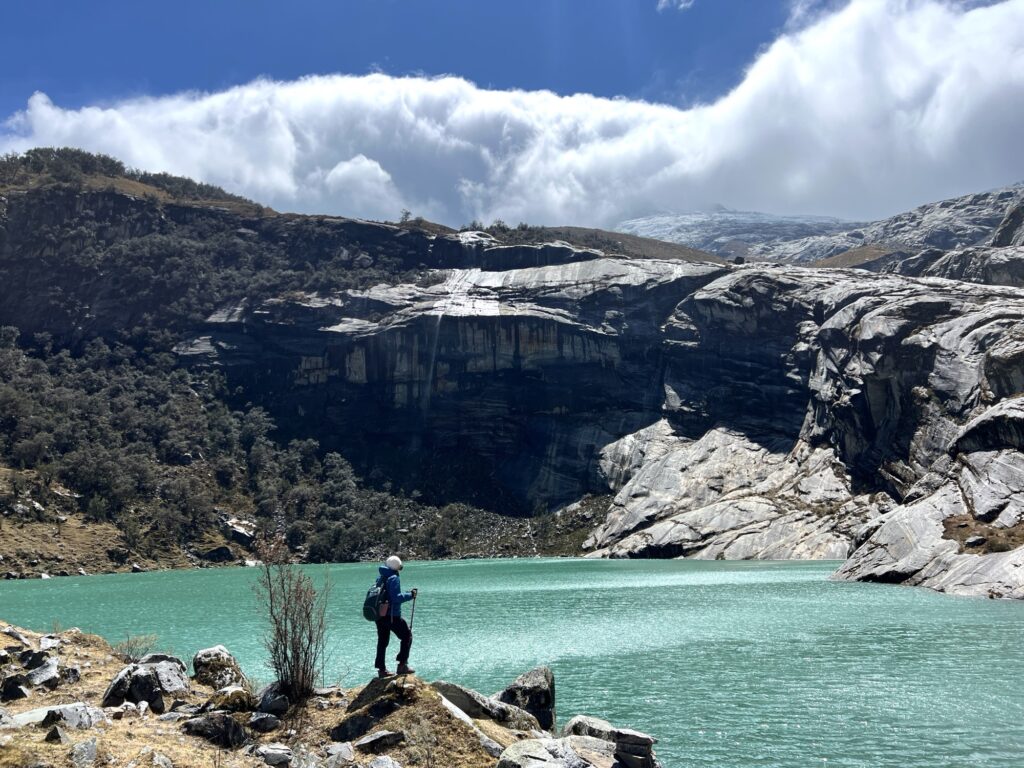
[410,594,417,631]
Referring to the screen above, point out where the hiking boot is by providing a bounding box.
[396,663,415,675]
[377,668,395,678]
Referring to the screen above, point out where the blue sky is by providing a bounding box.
[2,1,1023,227]
[1,0,790,117]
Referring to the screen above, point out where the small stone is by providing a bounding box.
[324,742,355,762]
[45,725,71,744]
[69,738,97,768]
[249,712,281,733]
[965,535,987,547]
[255,742,293,766]
[353,730,406,753]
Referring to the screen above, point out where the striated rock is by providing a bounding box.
[886,245,1024,288]
[192,645,247,689]
[496,667,556,731]
[431,680,540,730]
[353,729,406,752]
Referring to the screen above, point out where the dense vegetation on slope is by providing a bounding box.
[0,149,596,572]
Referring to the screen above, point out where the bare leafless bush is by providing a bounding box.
[253,536,331,703]
[112,633,159,662]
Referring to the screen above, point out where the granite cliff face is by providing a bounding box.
[181,232,1024,597]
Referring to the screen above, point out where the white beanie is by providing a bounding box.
[386,555,403,571]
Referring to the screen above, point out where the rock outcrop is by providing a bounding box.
[178,251,1024,597]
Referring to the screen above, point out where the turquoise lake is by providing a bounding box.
[2,558,1023,767]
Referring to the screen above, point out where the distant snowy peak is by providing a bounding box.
[618,185,1024,263]
[617,209,855,260]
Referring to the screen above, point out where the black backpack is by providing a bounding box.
[362,575,390,621]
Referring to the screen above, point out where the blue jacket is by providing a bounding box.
[378,565,414,618]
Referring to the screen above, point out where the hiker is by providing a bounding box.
[374,555,418,677]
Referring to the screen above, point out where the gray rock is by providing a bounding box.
[323,741,355,767]
[19,649,51,670]
[965,535,987,547]
[1,626,30,647]
[39,635,61,652]
[26,657,60,688]
[182,712,250,748]
[152,754,174,768]
[249,711,281,732]
[202,684,255,712]
[367,758,403,768]
[436,694,504,757]
[102,658,188,714]
[69,738,97,768]
[192,647,247,688]
[37,703,106,729]
[256,681,290,716]
[255,743,293,766]
[496,667,556,731]
[431,680,540,730]
[353,729,406,752]
[496,735,617,768]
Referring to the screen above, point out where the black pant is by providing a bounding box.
[375,616,412,669]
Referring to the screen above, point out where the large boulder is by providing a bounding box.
[497,735,617,768]
[102,657,189,714]
[192,645,247,689]
[431,680,540,731]
[562,715,659,768]
[202,684,255,713]
[11,703,106,730]
[496,667,556,731]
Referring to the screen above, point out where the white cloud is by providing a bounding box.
[2,0,1023,226]
[657,0,696,11]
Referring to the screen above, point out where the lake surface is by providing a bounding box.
[2,558,1023,767]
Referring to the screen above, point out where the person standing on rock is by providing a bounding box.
[374,555,417,677]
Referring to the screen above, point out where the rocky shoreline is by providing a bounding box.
[0,621,660,768]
